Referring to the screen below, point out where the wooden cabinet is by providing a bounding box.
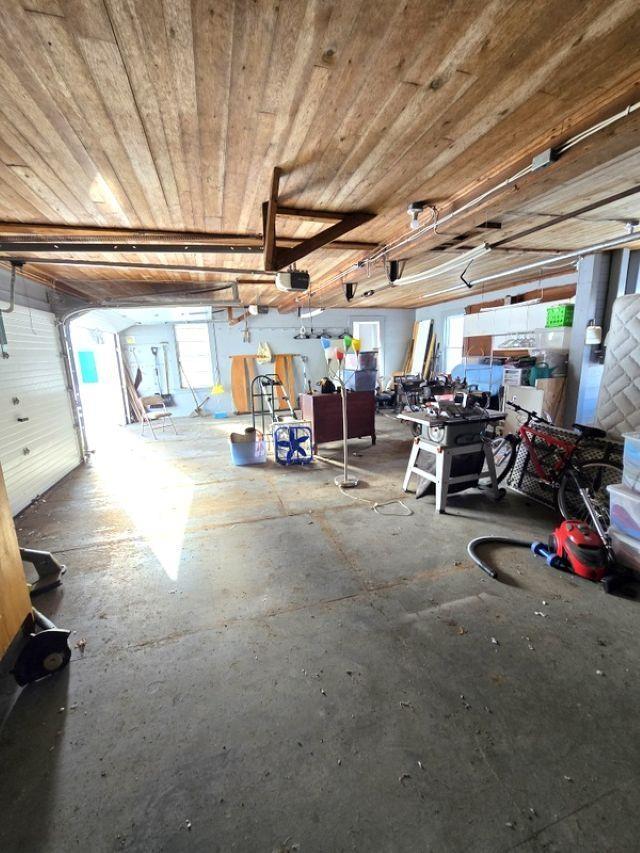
[0,464,31,659]
[300,392,376,450]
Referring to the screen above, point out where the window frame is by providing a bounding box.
[444,313,465,374]
[174,322,214,390]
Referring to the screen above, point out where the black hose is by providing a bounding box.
[467,535,532,579]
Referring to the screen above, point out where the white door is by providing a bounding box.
[0,305,81,514]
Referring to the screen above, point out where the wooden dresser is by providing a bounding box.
[300,392,376,450]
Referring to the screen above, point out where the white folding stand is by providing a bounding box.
[402,436,500,513]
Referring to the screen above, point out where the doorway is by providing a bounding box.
[69,319,127,452]
[352,319,383,375]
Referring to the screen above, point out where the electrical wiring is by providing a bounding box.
[297,98,640,304]
[337,484,414,516]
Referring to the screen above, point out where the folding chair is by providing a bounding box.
[139,395,178,439]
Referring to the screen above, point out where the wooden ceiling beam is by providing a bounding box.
[0,240,262,254]
[0,223,263,243]
[261,166,377,270]
[273,212,376,271]
[278,238,379,251]
[276,206,345,221]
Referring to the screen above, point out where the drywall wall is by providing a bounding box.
[119,308,415,416]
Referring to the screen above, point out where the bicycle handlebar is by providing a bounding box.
[505,400,545,422]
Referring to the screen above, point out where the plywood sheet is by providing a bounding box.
[0,465,31,658]
[230,356,250,414]
[274,354,296,410]
[410,320,432,376]
[536,377,566,424]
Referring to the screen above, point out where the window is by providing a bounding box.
[444,314,464,374]
[175,323,213,388]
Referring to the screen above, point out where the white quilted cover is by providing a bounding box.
[595,294,640,439]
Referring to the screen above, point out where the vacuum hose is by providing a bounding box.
[467,536,532,579]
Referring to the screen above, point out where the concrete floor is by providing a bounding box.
[1,414,640,853]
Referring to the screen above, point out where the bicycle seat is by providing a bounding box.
[573,423,607,439]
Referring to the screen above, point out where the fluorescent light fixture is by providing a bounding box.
[299,307,324,319]
[423,229,640,300]
[399,244,491,287]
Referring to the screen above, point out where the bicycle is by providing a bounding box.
[481,401,621,527]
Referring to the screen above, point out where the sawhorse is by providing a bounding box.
[402,436,501,513]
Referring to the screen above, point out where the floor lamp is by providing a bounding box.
[335,362,359,489]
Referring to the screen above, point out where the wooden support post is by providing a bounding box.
[227,310,251,327]
[263,167,282,272]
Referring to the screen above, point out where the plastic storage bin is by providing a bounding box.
[608,482,640,540]
[229,433,267,465]
[546,304,574,327]
[535,328,572,350]
[344,368,377,392]
[609,526,640,574]
[344,351,377,371]
[358,350,378,370]
[622,432,640,492]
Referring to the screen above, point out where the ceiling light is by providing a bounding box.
[407,201,425,230]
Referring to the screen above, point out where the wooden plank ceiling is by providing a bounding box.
[1,0,640,309]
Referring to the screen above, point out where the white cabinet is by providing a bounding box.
[464,304,528,336]
[463,301,571,339]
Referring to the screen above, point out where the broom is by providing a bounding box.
[211,317,224,395]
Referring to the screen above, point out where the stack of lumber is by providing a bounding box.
[402,320,438,379]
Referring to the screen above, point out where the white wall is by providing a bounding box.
[414,273,577,368]
[119,308,416,416]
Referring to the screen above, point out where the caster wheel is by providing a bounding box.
[12,629,71,686]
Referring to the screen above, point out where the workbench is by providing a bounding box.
[397,409,505,513]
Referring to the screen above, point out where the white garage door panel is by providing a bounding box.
[0,305,81,515]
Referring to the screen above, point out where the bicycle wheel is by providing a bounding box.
[478,434,518,486]
[557,461,621,524]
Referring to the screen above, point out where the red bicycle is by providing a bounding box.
[483,401,621,523]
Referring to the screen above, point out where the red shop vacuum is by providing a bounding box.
[468,520,627,594]
[531,521,608,582]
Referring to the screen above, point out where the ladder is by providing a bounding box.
[250,373,296,435]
